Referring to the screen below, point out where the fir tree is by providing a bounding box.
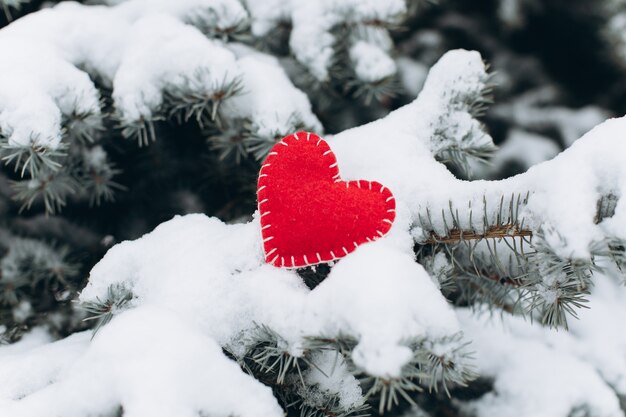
[0,1,626,417]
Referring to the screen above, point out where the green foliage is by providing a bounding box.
[80,283,134,336]
[0,0,28,20]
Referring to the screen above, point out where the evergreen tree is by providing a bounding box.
[0,1,626,417]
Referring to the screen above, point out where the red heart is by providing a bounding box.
[257,131,396,268]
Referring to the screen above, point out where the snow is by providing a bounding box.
[113,13,240,124]
[80,209,457,374]
[303,351,364,411]
[0,208,459,414]
[223,45,323,138]
[331,49,626,260]
[458,282,626,417]
[289,0,405,81]
[1,45,626,416]
[309,241,459,377]
[0,34,102,148]
[350,41,397,83]
[0,330,89,401]
[0,308,283,417]
[0,0,312,149]
[242,0,290,37]
[0,0,403,149]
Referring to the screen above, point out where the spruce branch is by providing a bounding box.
[244,324,310,386]
[466,67,496,119]
[595,193,618,223]
[428,63,498,178]
[306,333,475,414]
[243,114,310,161]
[184,7,251,42]
[0,136,67,179]
[405,0,439,18]
[426,224,533,245]
[239,326,371,417]
[10,170,78,215]
[61,104,105,145]
[346,75,402,106]
[418,193,531,246]
[80,283,134,336]
[523,227,595,329]
[206,122,249,165]
[0,0,27,21]
[433,126,497,178]
[329,25,400,105]
[165,73,244,128]
[416,334,477,396]
[77,146,125,206]
[193,16,251,42]
[0,269,29,306]
[414,194,614,328]
[0,238,79,306]
[0,323,28,344]
[360,336,475,414]
[118,116,161,147]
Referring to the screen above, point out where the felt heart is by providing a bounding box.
[257,131,396,268]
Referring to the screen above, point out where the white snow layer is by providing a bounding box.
[1,48,626,417]
[223,44,322,138]
[458,270,626,417]
[0,0,320,148]
[289,0,404,81]
[243,0,405,82]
